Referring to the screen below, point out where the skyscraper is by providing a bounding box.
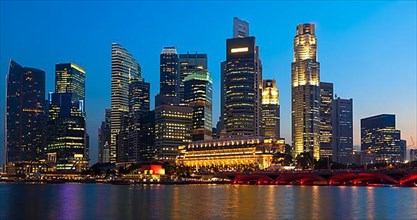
[261,80,280,139]
[155,105,193,163]
[6,60,46,162]
[225,36,262,137]
[320,82,333,159]
[110,43,140,163]
[332,98,353,164]
[184,69,213,141]
[361,114,403,163]
[157,47,179,106]
[178,53,208,103]
[55,63,86,109]
[291,23,320,160]
[98,109,111,163]
[233,17,249,38]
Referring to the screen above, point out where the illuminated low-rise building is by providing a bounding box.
[177,137,285,169]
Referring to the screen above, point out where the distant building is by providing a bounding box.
[184,69,213,141]
[319,82,333,159]
[261,80,280,139]
[291,24,320,160]
[216,61,227,137]
[110,43,141,163]
[361,114,404,163]
[410,149,417,161]
[55,63,86,109]
[332,98,353,164]
[225,36,262,137]
[177,137,285,169]
[178,53,207,103]
[6,60,46,163]
[155,105,193,163]
[139,110,156,162]
[98,109,111,163]
[233,17,249,38]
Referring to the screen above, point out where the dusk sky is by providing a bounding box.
[0,1,416,164]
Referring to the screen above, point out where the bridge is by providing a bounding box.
[213,169,417,187]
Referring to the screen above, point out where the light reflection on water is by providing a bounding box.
[0,184,416,219]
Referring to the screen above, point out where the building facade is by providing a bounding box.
[361,114,403,163]
[6,60,46,163]
[261,80,280,139]
[184,69,213,141]
[110,43,140,163]
[319,82,333,159]
[332,98,353,164]
[291,23,320,160]
[158,47,179,105]
[178,53,208,103]
[98,109,111,163]
[155,105,193,163]
[224,36,262,137]
[177,137,285,169]
[55,63,86,109]
[233,17,249,38]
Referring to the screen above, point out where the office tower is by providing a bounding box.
[225,36,262,137]
[332,98,353,164]
[110,43,140,163]
[216,61,227,137]
[98,109,111,163]
[178,53,208,103]
[320,82,333,159]
[155,105,193,163]
[261,80,280,139]
[291,23,320,160]
[233,17,249,38]
[55,63,86,109]
[140,110,156,162]
[6,60,46,162]
[361,114,403,163]
[47,93,87,171]
[184,69,213,141]
[157,47,179,106]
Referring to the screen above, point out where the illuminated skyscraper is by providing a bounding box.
[184,69,213,141]
[291,23,320,160]
[261,80,280,139]
[225,36,262,137]
[157,47,179,106]
[6,60,46,162]
[55,63,86,109]
[179,53,207,103]
[332,97,353,164]
[320,82,333,159]
[361,114,403,163]
[110,43,140,163]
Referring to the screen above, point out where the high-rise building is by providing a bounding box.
[261,80,280,139]
[233,17,249,38]
[332,98,353,164]
[98,109,111,163]
[361,114,404,163]
[178,53,208,103]
[184,69,213,141]
[47,93,87,171]
[157,47,179,106]
[110,43,140,163]
[320,82,333,159]
[140,110,156,162]
[6,60,46,162]
[55,63,86,109]
[225,36,262,137]
[155,105,193,163]
[291,23,320,160]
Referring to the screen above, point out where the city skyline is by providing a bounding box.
[0,1,416,164]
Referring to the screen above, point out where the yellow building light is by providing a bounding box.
[231,47,249,53]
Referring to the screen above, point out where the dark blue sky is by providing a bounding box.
[1,1,416,164]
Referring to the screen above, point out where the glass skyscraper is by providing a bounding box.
[291,23,320,160]
[332,97,353,164]
[110,43,140,163]
[55,63,86,109]
[157,46,179,106]
[261,80,280,139]
[98,109,111,163]
[320,82,333,159]
[6,60,46,162]
[184,69,213,141]
[178,53,208,104]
